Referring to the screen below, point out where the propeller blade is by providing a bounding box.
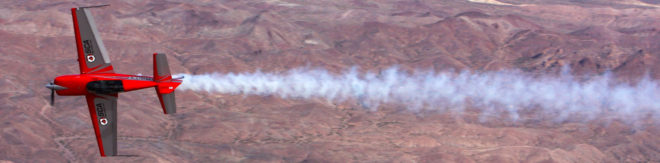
[47,81,55,106]
[50,88,55,106]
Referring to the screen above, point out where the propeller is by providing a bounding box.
[46,81,65,106]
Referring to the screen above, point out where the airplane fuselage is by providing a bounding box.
[45,6,182,156]
[52,73,177,96]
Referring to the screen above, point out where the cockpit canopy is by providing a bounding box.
[86,80,124,94]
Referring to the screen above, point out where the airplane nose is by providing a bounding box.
[45,82,67,90]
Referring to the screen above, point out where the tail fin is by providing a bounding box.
[153,53,181,114]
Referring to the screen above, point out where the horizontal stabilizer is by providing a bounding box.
[157,93,176,114]
[153,53,181,114]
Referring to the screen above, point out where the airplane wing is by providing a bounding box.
[85,94,118,156]
[72,7,114,74]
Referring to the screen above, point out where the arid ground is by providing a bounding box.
[1,0,660,162]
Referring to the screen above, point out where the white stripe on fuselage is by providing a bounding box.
[91,75,154,81]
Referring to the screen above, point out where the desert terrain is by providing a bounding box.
[1,0,660,162]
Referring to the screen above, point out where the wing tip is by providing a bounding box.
[78,4,110,9]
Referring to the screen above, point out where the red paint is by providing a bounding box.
[53,73,179,96]
[152,53,182,114]
[53,72,183,156]
[153,53,158,77]
[123,78,158,91]
[71,8,114,74]
[71,8,87,74]
[156,81,180,94]
[85,95,105,156]
[157,91,168,114]
[60,7,182,157]
[70,10,112,155]
[91,65,115,74]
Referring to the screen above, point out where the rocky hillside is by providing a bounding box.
[1,0,659,162]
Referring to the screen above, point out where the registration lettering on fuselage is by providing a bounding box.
[127,76,153,81]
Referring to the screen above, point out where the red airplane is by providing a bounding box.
[45,5,182,156]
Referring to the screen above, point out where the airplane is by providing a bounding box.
[45,5,182,156]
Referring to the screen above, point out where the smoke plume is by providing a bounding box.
[175,67,660,123]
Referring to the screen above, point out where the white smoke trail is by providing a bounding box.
[175,67,660,123]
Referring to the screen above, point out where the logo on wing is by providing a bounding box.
[99,117,108,125]
[87,55,95,62]
[96,103,108,125]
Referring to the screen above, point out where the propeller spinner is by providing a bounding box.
[45,81,66,106]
